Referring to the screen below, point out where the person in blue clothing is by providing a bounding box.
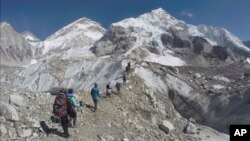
[66,88,82,127]
[91,83,100,112]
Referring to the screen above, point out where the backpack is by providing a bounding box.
[53,94,68,118]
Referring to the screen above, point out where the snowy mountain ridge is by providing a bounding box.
[112,8,250,55]
[43,18,106,54]
[0,22,35,66]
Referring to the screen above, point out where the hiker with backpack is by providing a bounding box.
[115,81,121,94]
[53,89,71,138]
[91,83,100,112]
[106,82,112,98]
[66,88,82,128]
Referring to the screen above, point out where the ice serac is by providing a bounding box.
[0,22,35,66]
[43,18,106,57]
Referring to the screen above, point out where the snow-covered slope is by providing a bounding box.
[43,18,106,56]
[0,22,35,66]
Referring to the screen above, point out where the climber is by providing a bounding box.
[126,62,131,74]
[90,83,100,112]
[106,82,112,98]
[115,81,121,94]
[53,89,70,138]
[66,88,82,128]
[123,73,127,84]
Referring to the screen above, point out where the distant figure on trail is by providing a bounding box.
[123,73,127,84]
[106,82,112,98]
[115,81,121,94]
[66,88,82,128]
[53,89,70,138]
[91,83,100,112]
[126,62,131,74]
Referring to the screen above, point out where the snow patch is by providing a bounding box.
[246,58,250,64]
[165,74,192,97]
[144,52,186,66]
[134,66,168,94]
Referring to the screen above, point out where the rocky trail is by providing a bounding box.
[0,67,232,141]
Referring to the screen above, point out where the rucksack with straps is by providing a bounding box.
[53,94,68,117]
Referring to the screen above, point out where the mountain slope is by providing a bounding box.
[43,18,106,58]
[94,8,250,64]
[0,22,35,66]
[1,8,249,141]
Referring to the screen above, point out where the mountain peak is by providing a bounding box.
[46,17,105,41]
[151,8,168,15]
[0,21,13,29]
[22,31,41,42]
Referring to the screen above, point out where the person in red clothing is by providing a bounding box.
[53,89,71,138]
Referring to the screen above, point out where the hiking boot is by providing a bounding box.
[63,133,70,138]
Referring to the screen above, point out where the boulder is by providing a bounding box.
[16,128,32,138]
[9,95,24,107]
[185,121,196,134]
[194,73,201,79]
[0,101,19,121]
[159,120,175,134]
[106,135,115,141]
[0,124,7,136]
[122,137,129,141]
[8,127,17,139]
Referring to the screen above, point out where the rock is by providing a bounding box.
[159,120,175,134]
[9,94,24,107]
[32,132,38,137]
[194,73,201,79]
[98,135,106,141]
[212,84,225,90]
[212,76,230,83]
[122,137,129,141]
[141,62,148,67]
[0,101,19,121]
[132,136,145,141]
[106,135,115,141]
[0,124,7,136]
[8,127,17,139]
[185,122,196,134]
[189,118,196,123]
[21,129,33,137]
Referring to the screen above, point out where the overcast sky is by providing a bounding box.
[1,0,249,40]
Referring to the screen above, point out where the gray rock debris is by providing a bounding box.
[0,124,7,136]
[0,101,19,121]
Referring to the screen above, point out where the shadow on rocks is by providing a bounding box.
[40,121,65,138]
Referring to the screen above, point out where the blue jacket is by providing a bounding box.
[91,87,99,100]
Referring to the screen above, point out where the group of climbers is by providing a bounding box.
[52,62,131,138]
